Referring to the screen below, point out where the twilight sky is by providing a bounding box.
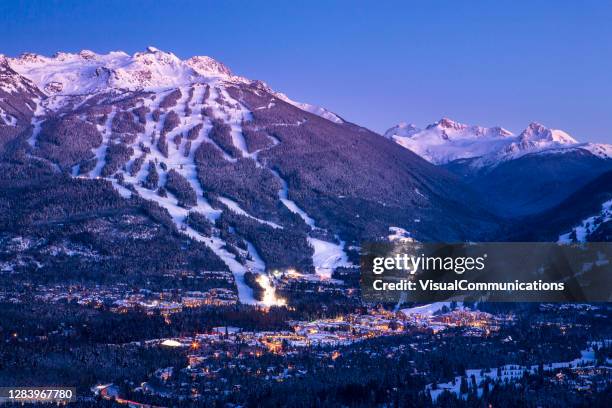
[2,0,611,142]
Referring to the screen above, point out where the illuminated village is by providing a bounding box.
[154,305,508,353]
[0,271,238,315]
[83,303,612,406]
[2,267,610,407]
[86,304,515,404]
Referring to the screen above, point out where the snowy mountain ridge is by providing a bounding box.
[385,118,612,166]
[6,47,242,95]
[3,47,341,124]
[384,117,514,165]
[0,54,42,97]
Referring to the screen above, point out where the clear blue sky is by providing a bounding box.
[2,0,611,142]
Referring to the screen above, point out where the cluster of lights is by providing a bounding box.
[255,274,287,307]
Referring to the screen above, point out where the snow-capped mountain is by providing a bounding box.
[7,47,236,95]
[385,118,612,166]
[384,118,514,164]
[498,122,576,157]
[0,47,495,306]
[511,122,577,147]
[385,118,612,217]
[5,47,341,125]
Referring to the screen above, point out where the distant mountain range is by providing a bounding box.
[384,118,612,166]
[386,118,612,219]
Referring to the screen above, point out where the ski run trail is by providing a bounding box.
[44,81,351,305]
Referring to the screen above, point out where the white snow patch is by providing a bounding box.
[0,111,17,126]
[308,237,350,279]
[400,302,454,317]
[274,92,343,124]
[26,99,45,147]
[271,169,316,227]
[388,226,414,243]
[427,340,607,402]
[89,109,115,178]
[558,199,612,243]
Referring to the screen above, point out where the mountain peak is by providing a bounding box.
[78,49,98,60]
[7,47,234,95]
[433,117,467,131]
[518,122,578,145]
[17,52,45,63]
[385,118,515,164]
[387,117,594,166]
[133,46,182,66]
[3,47,343,125]
[141,46,174,57]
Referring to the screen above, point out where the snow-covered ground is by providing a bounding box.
[26,98,45,147]
[274,91,343,124]
[73,83,264,304]
[89,109,115,178]
[271,169,315,227]
[308,237,350,279]
[0,110,17,126]
[269,161,351,280]
[558,199,612,243]
[9,47,233,95]
[73,78,348,301]
[400,302,456,317]
[256,273,286,307]
[427,340,611,401]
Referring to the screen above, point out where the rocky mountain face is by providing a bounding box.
[0,48,500,304]
[386,118,612,217]
[0,56,44,151]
